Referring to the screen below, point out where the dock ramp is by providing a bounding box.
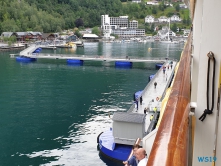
[19,45,38,56]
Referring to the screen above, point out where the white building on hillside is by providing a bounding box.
[170,15,181,22]
[179,3,187,8]
[132,0,141,3]
[147,1,159,5]
[158,16,169,23]
[145,15,155,23]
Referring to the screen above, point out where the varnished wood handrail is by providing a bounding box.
[147,33,192,166]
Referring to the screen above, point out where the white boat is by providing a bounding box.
[138,39,147,43]
[122,39,131,43]
[40,45,56,49]
[49,39,66,47]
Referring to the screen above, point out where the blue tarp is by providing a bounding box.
[99,129,115,151]
[99,129,132,161]
[149,74,155,81]
[134,90,143,101]
[155,63,163,69]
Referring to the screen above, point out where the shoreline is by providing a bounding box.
[0,42,25,52]
[0,47,25,52]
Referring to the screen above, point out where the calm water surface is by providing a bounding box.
[0,42,183,166]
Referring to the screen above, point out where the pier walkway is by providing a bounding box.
[11,45,171,63]
[128,60,177,132]
[9,45,179,65]
[22,53,168,63]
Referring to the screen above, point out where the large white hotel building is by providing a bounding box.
[101,15,145,38]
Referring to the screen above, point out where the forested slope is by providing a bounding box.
[0,0,123,33]
[0,0,190,33]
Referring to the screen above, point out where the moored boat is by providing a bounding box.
[56,42,77,49]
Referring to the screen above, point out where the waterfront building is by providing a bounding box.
[41,33,58,40]
[109,15,129,29]
[101,15,129,33]
[66,34,78,41]
[101,14,145,38]
[129,20,138,29]
[82,34,99,42]
[1,32,15,40]
[1,31,42,41]
[112,29,145,37]
[101,15,113,38]
[1,32,14,38]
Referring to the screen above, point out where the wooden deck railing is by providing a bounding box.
[147,33,192,166]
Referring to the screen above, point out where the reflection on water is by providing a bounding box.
[21,115,113,166]
[44,42,184,60]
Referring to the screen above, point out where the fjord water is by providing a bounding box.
[0,42,183,166]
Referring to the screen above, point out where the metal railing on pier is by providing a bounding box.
[25,52,170,63]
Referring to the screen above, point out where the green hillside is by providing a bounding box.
[0,0,190,34]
